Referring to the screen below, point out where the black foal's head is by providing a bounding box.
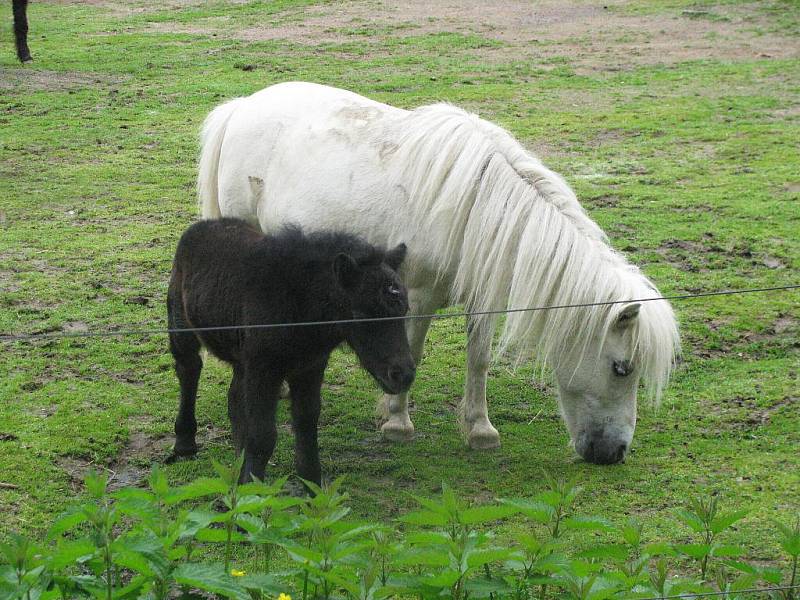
[333,243,415,394]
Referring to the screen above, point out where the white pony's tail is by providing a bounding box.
[197,98,243,219]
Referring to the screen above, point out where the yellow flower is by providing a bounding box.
[230,569,246,577]
[278,594,292,600]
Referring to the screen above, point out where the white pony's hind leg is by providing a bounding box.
[461,314,500,449]
[377,287,443,442]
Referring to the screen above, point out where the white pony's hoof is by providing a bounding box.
[467,422,501,450]
[381,418,415,442]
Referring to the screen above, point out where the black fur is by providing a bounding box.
[12,0,31,62]
[167,218,414,485]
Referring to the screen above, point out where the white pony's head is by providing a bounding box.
[555,302,646,464]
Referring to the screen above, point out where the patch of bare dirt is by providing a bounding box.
[132,0,800,74]
[689,313,800,359]
[58,423,229,491]
[0,67,127,93]
[706,395,798,432]
[44,0,210,17]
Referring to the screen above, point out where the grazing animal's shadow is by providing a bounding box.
[12,0,32,62]
[167,219,415,487]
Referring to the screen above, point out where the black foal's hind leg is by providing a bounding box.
[287,358,328,488]
[227,365,246,456]
[12,0,32,62]
[168,294,202,460]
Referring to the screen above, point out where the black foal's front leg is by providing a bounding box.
[287,358,328,487]
[239,364,282,484]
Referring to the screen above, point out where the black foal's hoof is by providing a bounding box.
[165,444,198,464]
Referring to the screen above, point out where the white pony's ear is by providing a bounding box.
[615,303,641,329]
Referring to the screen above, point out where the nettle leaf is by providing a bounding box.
[84,471,108,500]
[232,495,272,515]
[577,544,630,561]
[392,549,450,568]
[234,513,264,534]
[176,509,219,540]
[536,490,563,509]
[172,563,250,600]
[110,574,147,600]
[282,542,324,565]
[464,576,512,598]
[114,495,160,523]
[674,543,712,560]
[165,478,228,504]
[711,544,746,558]
[566,558,604,577]
[48,507,89,538]
[710,510,748,534]
[586,578,622,600]
[460,504,518,525]
[237,475,288,497]
[194,527,246,543]
[405,531,451,546]
[112,550,155,577]
[758,567,784,585]
[466,548,515,569]
[620,520,643,546]
[239,573,285,596]
[775,520,800,557]
[441,483,460,514]
[409,494,449,515]
[421,569,461,589]
[147,465,170,497]
[724,560,759,576]
[674,509,706,533]
[499,498,553,523]
[562,516,615,533]
[49,539,96,570]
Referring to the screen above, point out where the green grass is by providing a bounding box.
[0,0,798,573]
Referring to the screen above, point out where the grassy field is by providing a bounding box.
[1,0,798,568]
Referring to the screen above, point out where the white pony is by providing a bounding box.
[198,82,680,464]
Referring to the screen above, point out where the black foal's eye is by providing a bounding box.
[387,284,401,296]
[613,359,633,377]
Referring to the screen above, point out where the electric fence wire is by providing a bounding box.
[1,284,798,343]
[633,584,800,600]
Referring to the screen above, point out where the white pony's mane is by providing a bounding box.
[386,103,680,401]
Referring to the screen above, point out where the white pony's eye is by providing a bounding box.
[613,360,633,377]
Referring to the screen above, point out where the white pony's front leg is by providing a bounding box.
[461,314,500,449]
[378,287,443,442]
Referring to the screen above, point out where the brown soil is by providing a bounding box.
[130,0,800,74]
[706,395,798,431]
[57,423,229,491]
[0,67,126,93]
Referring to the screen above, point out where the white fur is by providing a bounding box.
[197,82,680,459]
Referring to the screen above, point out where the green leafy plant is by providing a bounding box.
[1,464,797,600]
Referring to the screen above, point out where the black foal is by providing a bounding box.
[167,219,415,485]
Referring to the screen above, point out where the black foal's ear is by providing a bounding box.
[333,253,361,290]
[384,243,407,271]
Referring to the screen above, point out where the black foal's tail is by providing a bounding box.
[13,0,32,62]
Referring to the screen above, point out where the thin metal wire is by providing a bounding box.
[630,584,800,600]
[1,283,798,343]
